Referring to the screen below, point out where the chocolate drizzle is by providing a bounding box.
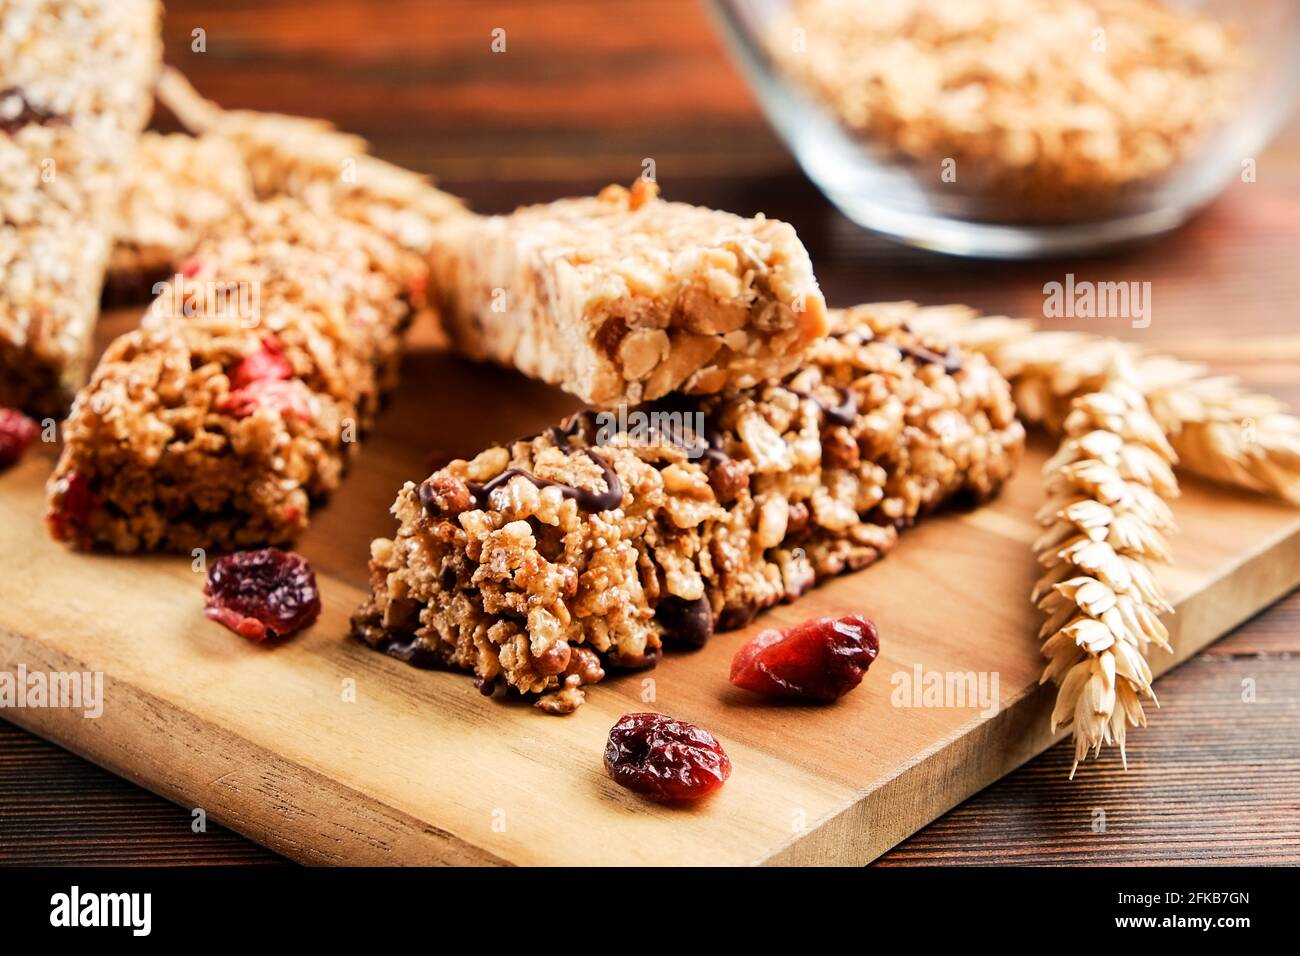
[654,595,714,647]
[465,448,624,513]
[643,394,723,462]
[696,413,730,465]
[379,634,443,669]
[351,604,443,669]
[0,87,64,134]
[897,343,963,374]
[786,386,859,427]
[826,325,963,374]
[587,392,733,467]
[544,411,590,447]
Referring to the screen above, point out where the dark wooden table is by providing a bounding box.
[2,0,1298,865]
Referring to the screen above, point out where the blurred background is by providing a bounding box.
[163,0,784,186]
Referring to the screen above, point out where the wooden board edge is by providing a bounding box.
[762,515,1300,866]
[0,629,508,867]
[4,518,1298,868]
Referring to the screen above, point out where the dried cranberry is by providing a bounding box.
[217,379,311,421]
[604,712,731,802]
[407,271,428,302]
[47,471,97,543]
[228,337,293,389]
[203,548,322,642]
[730,614,879,703]
[0,408,39,469]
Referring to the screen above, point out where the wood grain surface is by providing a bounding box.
[1,367,1297,865]
[1,0,1298,865]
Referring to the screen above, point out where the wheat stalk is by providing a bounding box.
[848,301,1300,774]
[1034,350,1178,775]
[901,304,1300,503]
[882,300,1300,772]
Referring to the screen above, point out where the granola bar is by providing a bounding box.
[46,198,427,552]
[105,132,254,304]
[157,68,465,254]
[109,66,469,302]
[352,302,1025,712]
[427,179,829,407]
[0,0,160,417]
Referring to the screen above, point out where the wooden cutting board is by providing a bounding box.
[2,315,1298,866]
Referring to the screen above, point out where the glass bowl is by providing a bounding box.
[708,0,1300,258]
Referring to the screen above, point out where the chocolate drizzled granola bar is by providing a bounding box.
[46,198,427,552]
[427,179,829,407]
[0,0,161,418]
[352,302,1025,712]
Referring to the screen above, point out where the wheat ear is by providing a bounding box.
[900,305,1300,504]
[1034,350,1179,776]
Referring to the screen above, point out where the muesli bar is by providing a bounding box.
[426,179,829,407]
[157,68,465,254]
[46,198,428,552]
[105,132,254,303]
[0,0,161,418]
[352,302,1025,712]
[110,68,470,302]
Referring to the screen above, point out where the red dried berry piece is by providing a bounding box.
[604,712,731,802]
[217,379,311,421]
[730,614,879,703]
[407,271,428,302]
[180,258,202,278]
[0,407,39,469]
[228,337,293,389]
[47,471,97,543]
[203,548,322,642]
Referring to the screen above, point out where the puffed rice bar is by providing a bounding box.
[46,198,428,552]
[427,179,829,407]
[352,301,1025,712]
[0,0,160,417]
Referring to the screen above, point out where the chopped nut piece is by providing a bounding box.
[417,474,474,518]
[822,427,861,470]
[708,458,750,505]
